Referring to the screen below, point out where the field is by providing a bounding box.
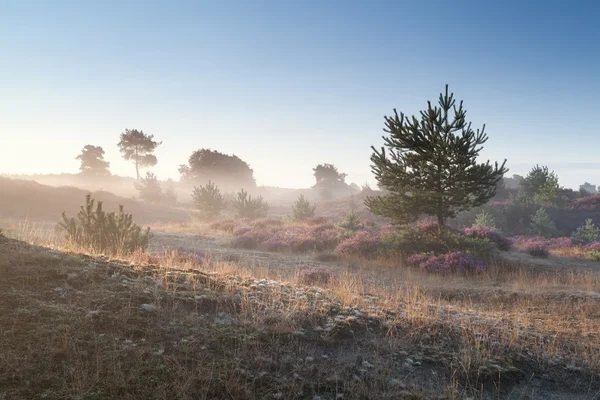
[2,206,600,400]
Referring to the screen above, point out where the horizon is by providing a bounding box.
[2,1,600,190]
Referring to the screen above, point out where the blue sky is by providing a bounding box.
[1,0,599,188]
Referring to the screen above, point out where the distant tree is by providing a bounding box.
[163,178,178,206]
[134,172,165,203]
[473,210,497,230]
[76,145,110,176]
[291,194,317,221]
[179,149,255,190]
[519,165,564,207]
[521,165,554,197]
[232,189,268,219]
[530,207,558,238]
[192,181,227,219]
[118,129,161,179]
[579,182,597,195]
[366,85,507,231]
[313,163,348,200]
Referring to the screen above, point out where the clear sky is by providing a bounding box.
[1,0,599,189]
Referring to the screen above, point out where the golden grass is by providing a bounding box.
[3,221,600,399]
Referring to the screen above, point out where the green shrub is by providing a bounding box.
[586,250,600,261]
[59,194,150,255]
[339,210,362,231]
[473,210,497,230]
[383,228,496,258]
[291,195,316,221]
[135,172,165,203]
[232,189,269,219]
[192,181,227,220]
[530,208,558,238]
[572,218,600,244]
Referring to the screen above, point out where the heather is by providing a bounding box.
[521,238,550,258]
[463,225,512,251]
[406,251,487,274]
[296,267,332,285]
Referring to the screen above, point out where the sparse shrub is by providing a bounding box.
[209,219,237,233]
[135,172,165,203]
[339,210,362,231]
[192,181,227,220]
[463,226,512,251]
[297,267,332,286]
[406,251,487,274]
[335,231,382,258]
[530,208,558,238]
[58,194,150,255]
[291,195,317,221]
[474,210,497,230]
[586,250,600,261]
[232,189,269,219]
[572,218,600,244]
[522,239,549,258]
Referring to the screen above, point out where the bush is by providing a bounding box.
[339,210,362,231]
[522,239,549,258]
[135,172,165,203]
[306,216,329,225]
[463,226,512,251]
[232,189,268,219]
[58,194,150,256]
[252,218,283,229]
[297,267,332,285]
[192,181,227,220]
[335,231,382,258]
[291,195,317,221]
[406,251,486,274]
[473,210,497,230]
[586,250,600,261]
[209,219,237,233]
[572,218,600,244]
[530,208,558,238]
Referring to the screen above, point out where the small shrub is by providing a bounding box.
[231,229,272,249]
[252,217,283,229]
[586,250,600,261]
[297,267,332,286]
[474,210,497,230]
[406,251,486,274]
[463,226,512,251]
[58,194,150,256]
[572,218,600,244]
[523,239,549,258]
[339,210,362,231]
[306,216,329,225]
[192,181,227,220]
[530,208,558,238]
[232,189,269,219]
[209,219,237,233]
[335,231,382,258]
[135,172,165,203]
[291,195,317,221]
[416,219,441,235]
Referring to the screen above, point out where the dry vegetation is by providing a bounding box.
[2,216,600,399]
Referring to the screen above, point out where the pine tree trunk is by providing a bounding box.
[437,213,445,233]
[135,146,140,180]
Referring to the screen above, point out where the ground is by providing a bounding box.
[1,223,600,399]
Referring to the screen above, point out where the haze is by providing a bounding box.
[1,1,599,189]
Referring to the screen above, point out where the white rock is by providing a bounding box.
[140,304,158,312]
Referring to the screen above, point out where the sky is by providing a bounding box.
[1,0,599,189]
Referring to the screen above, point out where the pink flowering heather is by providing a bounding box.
[522,239,549,258]
[297,267,332,286]
[306,216,329,225]
[252,217,283,229]
[231,228,273,249]
[586,241,600,251]
[209,219,238,233]
[407,251,487,274]
[463,226,512,251]
[334,231,382,258]
[569,195,600,210]
[416,219,441,235]
[512,236,576,249]
[232,226,253,236]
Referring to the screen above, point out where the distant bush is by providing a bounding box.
[297,267,332,286]
[232,189,268,219]
[306,216,329,225]
[335,231,382,258]
[59,194,150,256]
[406,251,487,274]
[569,195,600,210]
[473,210,497,230]
[530,208,558,238]
[415,219,441,235]
[572,218,600,244]
[463,226,512,251]
[135,172,165,203]
[521,239,549,258]
[192,181,227,220]
[586,250,600,261]
[291,195,317,221]
[252,217,283,229]
[209,219,237,233]
[339,210,362,231]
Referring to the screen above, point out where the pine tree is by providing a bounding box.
[118,129,161,179]
[366,85,507,231]
[76,145,110,176]
[135,172,165,203]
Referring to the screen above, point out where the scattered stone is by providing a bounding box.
[140,304,158,312]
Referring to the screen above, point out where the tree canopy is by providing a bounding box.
[366,85,507,230]
[76,145,110,176]
[312,163,349,200]
[118,129,161,179]
[178,149,256,190]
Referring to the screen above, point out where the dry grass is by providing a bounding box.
[2,221,600,399]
